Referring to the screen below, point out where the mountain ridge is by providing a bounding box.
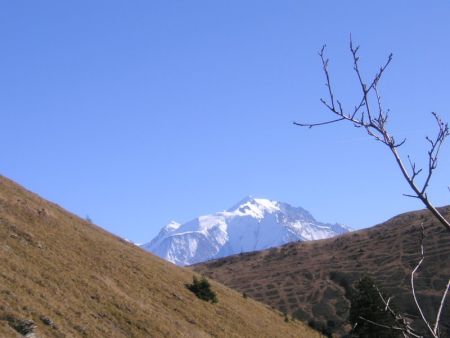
[142,197,349,266]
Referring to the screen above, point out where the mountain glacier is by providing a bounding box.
[141,197,350,266]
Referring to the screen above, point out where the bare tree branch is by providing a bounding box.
[359,224,449,337]
[294,39,450,232]
[411,223,436,337]
[293,117,345,128]
[358,316,404,331]
[422,113,449,195]
[358,315,422,338]
[373,285,422,337]
[434,279,450,335]
[297,40,450,336]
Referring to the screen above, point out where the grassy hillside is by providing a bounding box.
[195,206,450,336]
[0,176,320,338]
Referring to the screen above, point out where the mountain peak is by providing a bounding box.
[227,195,255,211]
[227,196,279,213]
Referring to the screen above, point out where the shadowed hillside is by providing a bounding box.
[0,176,320,338]
[195,206,450,336]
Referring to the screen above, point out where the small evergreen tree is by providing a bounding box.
[349,276,401,338]
[186,276,218,303]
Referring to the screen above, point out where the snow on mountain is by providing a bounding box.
[141,197,350,266]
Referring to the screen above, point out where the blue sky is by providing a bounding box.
[1,1,449,242]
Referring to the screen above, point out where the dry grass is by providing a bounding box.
[195,205,450,336]
[0,176,321,338]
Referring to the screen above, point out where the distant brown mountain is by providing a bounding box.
[0,176,320,338]
[194,206,450,336]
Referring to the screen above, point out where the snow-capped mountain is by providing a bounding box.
[141,197,350,266]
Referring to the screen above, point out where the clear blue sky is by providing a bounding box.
[1,1,449,242]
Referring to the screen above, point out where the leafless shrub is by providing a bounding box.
[296,39,449,336]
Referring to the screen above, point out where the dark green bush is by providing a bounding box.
[349,276,401,337]
[186,276,218,303]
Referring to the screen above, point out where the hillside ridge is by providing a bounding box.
[0,175,320,338]
[195,205,450,336]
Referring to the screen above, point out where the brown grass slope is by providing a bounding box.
[0,176,321,338]
[195,206,450,335]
